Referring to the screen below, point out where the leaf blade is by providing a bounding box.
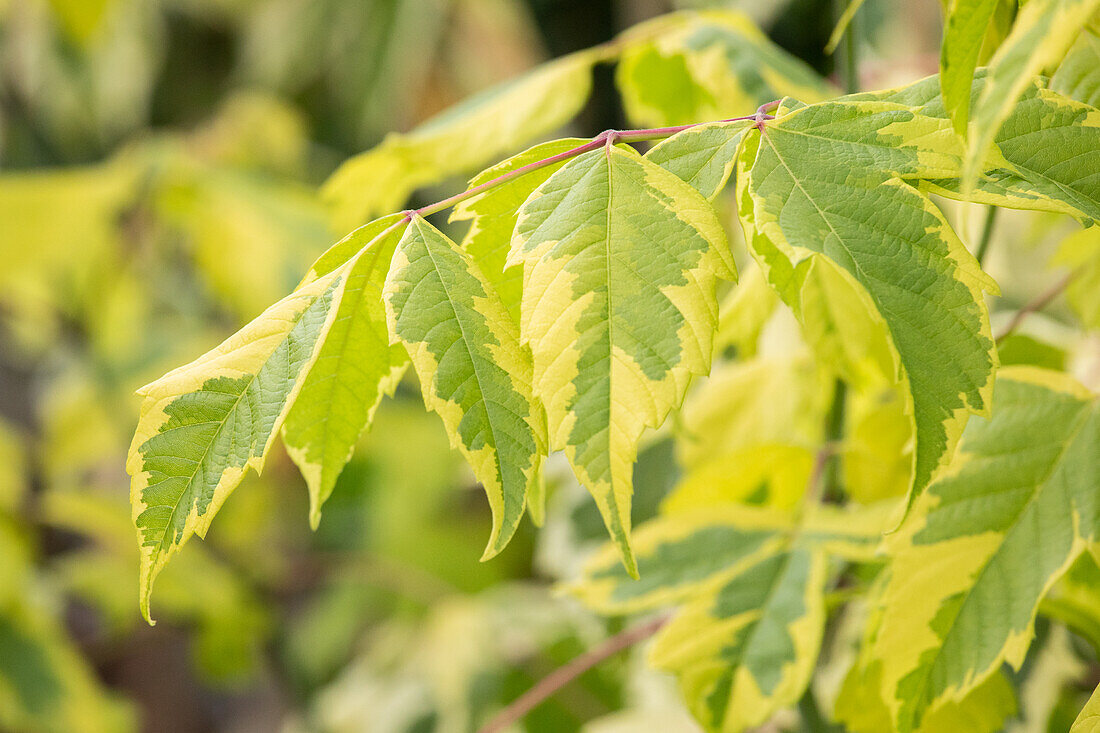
[383,215,546,558]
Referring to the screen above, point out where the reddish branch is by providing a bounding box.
[994,272,1074,343]
[478,615,669,733]
[394,102,779,224]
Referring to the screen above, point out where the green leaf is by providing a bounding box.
[649,546,828,733]
[511,143,734,575]
[281,215,410,528]
[737,101,998,505]
[1052,28,1100,108]
[866,367,1099,731]
[128,268,349,623]
[615,10,835,128]
[939,0,1003,134]
[383,214,546,557]
[322,51,597,230]
[450,138,587,324]
[963,0,1100,190]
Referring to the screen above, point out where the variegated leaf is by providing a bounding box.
[649,546,828,733]
[511,142,734,574]
[567,499,888,617]
[566,505,792,616]
[838,658,1017,733]
[616,10,835,128]
[383,214,546,557]
[128,268,349,622]
[939,0,1003,134]
[849,73,1100,223]
[281,215,410,527]
[510,139,734,567]
[736,101,998,506]
[645,119,753,199]
[868,367,1099,731]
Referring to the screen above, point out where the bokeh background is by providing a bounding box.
[0,1,1010,732]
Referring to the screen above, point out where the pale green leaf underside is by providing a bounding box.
[616,10,835,128]
[383,215,546,557]
[1053,29,1100,108]
[128,269,346,622]
[281,217,410,528]
[512,143,733,576]
[870,368,1099,731]
[1053,226,1100,329]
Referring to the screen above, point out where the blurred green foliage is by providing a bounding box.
[3,1,1098,732]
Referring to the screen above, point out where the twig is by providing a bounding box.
[994,272,1074,343]
[403,106,778,221]
[478,615,669,733]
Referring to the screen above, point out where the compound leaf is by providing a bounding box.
[868,368,1099,731]
[281,215,410,527]
[512,143,733,575]
[383,215,546,557]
